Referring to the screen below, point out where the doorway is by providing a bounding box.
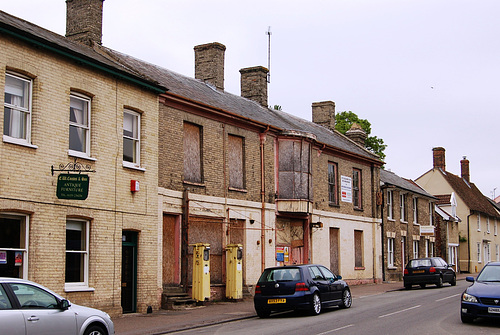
[329,228,340,275]
[121,231,137,313]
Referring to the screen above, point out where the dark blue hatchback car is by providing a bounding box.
[461,262,500,323]
[254,264,351,318]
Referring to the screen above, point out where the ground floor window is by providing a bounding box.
[388,237,394,268]
[65,219,89,291]
[429,242,434,257]
[0,214,28,278]
[484,243,491,264]
[354,230,364,268]
[477,242,482,263]
[448,244,458,266]
[413,240,419,259]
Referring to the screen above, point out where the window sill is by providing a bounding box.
[68,150,96,161]
[64,285,95,293]
[3,135,38,149]
[354,207,364,212]
[329,203,340,208]
[354,267,365,271]
[183,180,205,187]
[387,266,397,270]
[122,161,145,172]
[400,220,408,224]
[228,187,247,193]
[387,218,395,222]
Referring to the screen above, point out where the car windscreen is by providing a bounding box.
[477,265,500,282]
[409,259,432,268]
[259,268,301,282]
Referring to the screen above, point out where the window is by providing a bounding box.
[65,220,89,290]
[400,193,407,222]
[123,110,141,167]
[484,243,491,264]
[0,285,12,309]
[413,198,418,224]
[429,203,434,225]
[3,73,32,143]
[387,190,394,220]
[425,239,429,257]
[183,122,203,183]
[69,93,90,156]
[495,219,498,236]
[328,162,338,205]
[496,244,499,261]
[0,214,28,279]
[278,139,312,200]
[352,169,362,209]
[429,242,434,257]
[448,244,458,265]
[487,217,490,234]
[477,214,481,231]
[354,230,363,268]
[477,242,482,263]
[388,237,394,268]
[413,240,419,259]
[228,135,245,189]
[8,283,59,309]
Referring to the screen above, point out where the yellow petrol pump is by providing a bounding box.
[225,244,243,299]
[190,243,210,302]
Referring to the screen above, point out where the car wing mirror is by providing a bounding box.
[59,299,71,310]
[465,276,475,283]
[337,275,342,281]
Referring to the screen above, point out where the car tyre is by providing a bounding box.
[420,284,426,289]
[436,276,443,288]
[404,284,411,290]
[340,289,352,309]
[310,293,321,315]
[256,308,271,318]
[84,325,106,335]
[461,313,474,324]
[450,275,456,286]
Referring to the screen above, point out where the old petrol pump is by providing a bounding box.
[190,243,210,302]
[225,244,243,300]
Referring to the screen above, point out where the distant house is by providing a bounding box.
[434,193,460,271]
[416,147,500,273]
[380,169,436,281]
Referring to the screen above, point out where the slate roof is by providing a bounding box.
[380,169,436,199]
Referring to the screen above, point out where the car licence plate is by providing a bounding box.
[488,307,500,314]
[412,270,425,274]
[268,298,286,304]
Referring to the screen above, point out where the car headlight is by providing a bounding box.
[462,292,478,303]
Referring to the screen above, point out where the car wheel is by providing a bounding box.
[340,289,352,309]
[420,284,426,289]
[310,293,321,315]
[461,313,474,324]
[404,284,411,290]
[256,308,271,318]
[84,325,106,335]
[450,275,456,286]
[436,276,443,288]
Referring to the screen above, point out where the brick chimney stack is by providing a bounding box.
[66,0,104,46]
[345,123,367,147]
[461,156,470,183]
[194,42,226,90]
[240,66,269,107]
[432,147,446,171]
[312,101,336,132]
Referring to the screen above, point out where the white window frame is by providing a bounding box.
[429,202,434,225]
[123,109,141,169]
[487,217,490,234]
[413,240,419,259]
[495,219,498,236]
[400,193,407,223]
[477,242,482,263]
[477,213,481,231]
[3,72,35,147]
[68,93,91,158]
[0,213,29,279]
[425,239,429,257]
[429,242,434,257]
[387,190,394,220]
[413,197,418,224]
[448,243,458,266]
[485,243,491,264]
[388,237,394,268]
[65,219,92,292]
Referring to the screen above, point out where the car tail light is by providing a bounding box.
[404,269,408,275]
[255,285,261,294]
[429,267,436,273]
[295,282,309,292]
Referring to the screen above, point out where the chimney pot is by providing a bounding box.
[432,147,446,171]
[461,156,470,183]
[312,101,336,132]
[194,42,226,90]
[240,66,269,107]
[66,0,104,46]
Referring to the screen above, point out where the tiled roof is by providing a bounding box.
[380,169,436,199]
[435,194,451,205]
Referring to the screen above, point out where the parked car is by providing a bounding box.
[403,257,456,289]
[253,264,351,318]
[0,277,114,335]
[461,262,500,323]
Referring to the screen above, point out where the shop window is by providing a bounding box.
[65,220,89,291]
[0,214,28,278]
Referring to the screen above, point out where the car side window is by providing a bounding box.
[319,266,335,281]
[308,266,326,280]
[8,283,59,309]
[0,285,12,309]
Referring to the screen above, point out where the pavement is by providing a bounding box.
[112,273,469,335]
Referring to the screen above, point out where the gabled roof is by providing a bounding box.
[380,169,436,199]
[101,47,382,163]
[0,10,167,93]
[439,169,499,218]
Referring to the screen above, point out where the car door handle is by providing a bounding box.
[27,316,39,322]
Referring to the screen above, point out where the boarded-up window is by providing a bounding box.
[328,162,338,205]
[354,230,363,268]
[228,135,244,189]
[278,139,312,200]
[183,122,202,183]
[353,168,362,209]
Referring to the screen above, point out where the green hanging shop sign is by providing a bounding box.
[56,174,89,200]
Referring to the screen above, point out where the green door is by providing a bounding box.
[121,231,137,313]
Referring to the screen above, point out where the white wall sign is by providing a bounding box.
[341,175,352,203]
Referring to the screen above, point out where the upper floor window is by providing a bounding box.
[123,110,141,167]
[429,202,434,225]
[477,213,481,231]
[277,139,312,200]
[487,217,490,234]
[183,122,203,183]
[387,190,394,220]
[400,193,407,222]
[328,162,338,205]
[3,73,32,144]
[495,219,498,236]
[413,197,418,224]
[228,134,245,189]
[69,93,90,156]
[352,168,362,209]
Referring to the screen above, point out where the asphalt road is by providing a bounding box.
[170,280,500,335]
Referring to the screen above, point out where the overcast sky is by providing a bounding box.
[3,0,499,198]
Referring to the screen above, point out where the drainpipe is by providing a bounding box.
[467,212,472,273]
[260,129,268,271]
[380,186,386,282]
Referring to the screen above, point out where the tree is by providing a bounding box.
[335,111,387,160]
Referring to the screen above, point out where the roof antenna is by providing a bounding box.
[266,26,272,83]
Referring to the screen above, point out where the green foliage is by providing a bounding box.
[335,111,387,160]
[272,105,282,111]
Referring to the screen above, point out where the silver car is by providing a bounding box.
[0,277,114,335]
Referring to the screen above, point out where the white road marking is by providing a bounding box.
[316,324,354,334]
[378,305,421,318]
[436,293,461,302]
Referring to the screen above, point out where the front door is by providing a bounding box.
[276,218,305,265]
[121,231,137,313]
